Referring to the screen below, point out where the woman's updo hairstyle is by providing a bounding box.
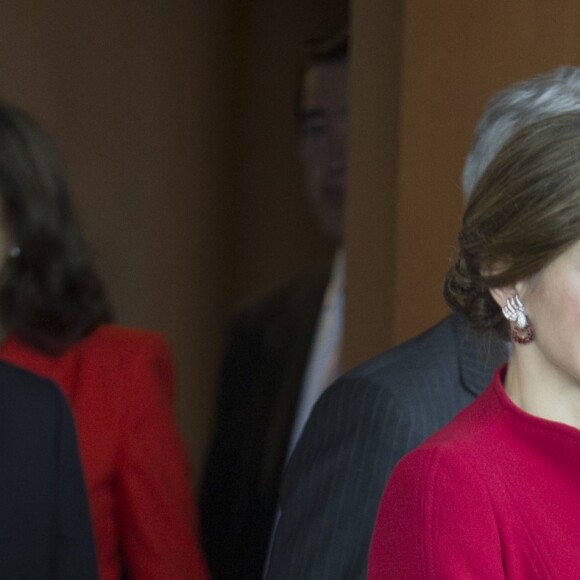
[444,111,580,340]
[0,102,111,354]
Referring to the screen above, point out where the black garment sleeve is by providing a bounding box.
[52,391,98,579]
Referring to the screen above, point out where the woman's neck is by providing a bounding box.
[505,348,580,430]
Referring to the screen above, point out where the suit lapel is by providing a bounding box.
[258,265,331,489]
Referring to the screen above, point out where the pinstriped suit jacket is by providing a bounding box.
[264,314,507,580]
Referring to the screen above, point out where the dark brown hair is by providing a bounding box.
[294,27,348,119]
[0,102,111,354]
[444,111,580,339]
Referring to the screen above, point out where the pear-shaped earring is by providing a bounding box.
[501,294,534,344]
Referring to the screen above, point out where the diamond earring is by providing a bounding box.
[501,294,534,344]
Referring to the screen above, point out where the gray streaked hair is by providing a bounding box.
[462,66,580,200]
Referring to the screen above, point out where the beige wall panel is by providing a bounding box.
[343,0,404,370]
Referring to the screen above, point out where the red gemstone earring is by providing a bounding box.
[501,294,534,344]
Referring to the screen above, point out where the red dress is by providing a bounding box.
[0,324,208,580]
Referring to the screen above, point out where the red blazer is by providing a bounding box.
[0,324,208,580]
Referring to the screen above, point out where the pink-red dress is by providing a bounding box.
[369,366,580,579]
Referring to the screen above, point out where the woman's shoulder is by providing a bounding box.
[389,380,505,490]
[88,323,164,343]
[371,389,505,580]
[79,325,174,398]
[386,407,498,510]
[425,377,503,444]
[72,325,174,384]
[82,324,170,356]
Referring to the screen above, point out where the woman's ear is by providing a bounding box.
[488,285,518,309]
[481,261,517,309]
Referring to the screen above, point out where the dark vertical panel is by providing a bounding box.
[232,0,349,303]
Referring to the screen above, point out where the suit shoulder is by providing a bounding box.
[233,264,331,325]
[0,359,66,410]
[306,315,478,439]
[304,316,464,440]
[341,315,461,388]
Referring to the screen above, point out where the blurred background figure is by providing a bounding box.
[0,103,208,580]
[200,29,348,580]
[0,362,97,578]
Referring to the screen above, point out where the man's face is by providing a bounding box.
[299,59,348,245]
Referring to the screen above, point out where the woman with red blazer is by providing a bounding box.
[0,103,208,580]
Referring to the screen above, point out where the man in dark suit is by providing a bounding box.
[200,31,348,580]
[263,66,580,579]
[0,359,97,578]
